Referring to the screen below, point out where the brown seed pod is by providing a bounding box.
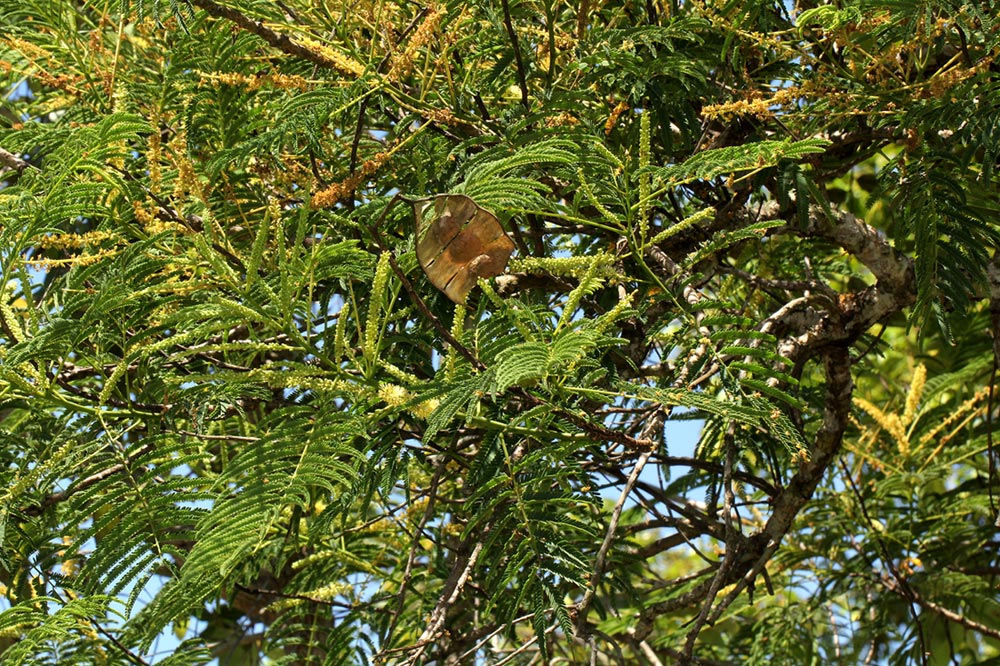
[414,194,516,303]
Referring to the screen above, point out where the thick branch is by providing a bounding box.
[806,209,912,295]
[764,345,853,539]
[752,201,914,300]
[753,203,917,360]
[493,272,576,297]
[190,0,361,74]
[629,345,854,645]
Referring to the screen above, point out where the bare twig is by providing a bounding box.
[839,459,929,665]
[397,537,486,665]
[175,430,260,442]
[491,625,552,666]
[347,8,428,208]
[678,424,743,662]
[575,449,654,634]
[880,574,1000,640]
[500,0,529,109]
[90,621,151,666]
[455,613,535,662]
[383,462,444,642]
[637,639,666,666]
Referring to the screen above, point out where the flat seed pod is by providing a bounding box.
[414,194,516,303]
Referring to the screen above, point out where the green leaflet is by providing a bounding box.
[629,384,807,455]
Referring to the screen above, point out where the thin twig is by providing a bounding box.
[678,428,749,658]
[680,543,736,661]
[232,583,362,610]
[880,575,1000,640]
[175,430,260,442]
[637,639,665,666]
[23,442,156,516]
[398,538,486,665]
[575,449,653,634]
[347,8,428,208]
[500,0,529,109]
[90,621,151,666]
[492,622,559,666]
[455,613,535,662]
[383,462,444,642]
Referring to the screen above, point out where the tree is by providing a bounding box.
[1,0,998,663]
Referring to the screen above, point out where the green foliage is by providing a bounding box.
[649,137,832,186]
[455,138,578,211]
[0,596,122,666]
[0,0,998,664]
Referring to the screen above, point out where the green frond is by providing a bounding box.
[493,341,550,393]
[119,0,194,27]
[306,240,373,283]
[457,139,577,210]
[511,252,618,278]
[556,258,606,331]
[893,168,1000,330]
[646,207,715,247]
[493,326,613,394]
[130,414,364,647]
[421,371,493,443]
[0,596,119,666]
[719,345,790,366]
[363,251,393,366]
[796,6,866,32]
[684,219,786,267]
[631,384,806,455]
[728,361,796,386]
[740,377,805,411]
[651,138,831,185]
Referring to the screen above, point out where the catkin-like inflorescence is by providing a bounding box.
[363,251,392,361]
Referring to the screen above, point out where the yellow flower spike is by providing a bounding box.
[902,364,926,428]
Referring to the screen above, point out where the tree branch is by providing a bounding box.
[0,146,32,172]
[190,0,362,74]
[880,574,1000,641]
[23,441,156,517]
[762,344,852,542]
[395,535,486,665]
[575,449,654,635]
